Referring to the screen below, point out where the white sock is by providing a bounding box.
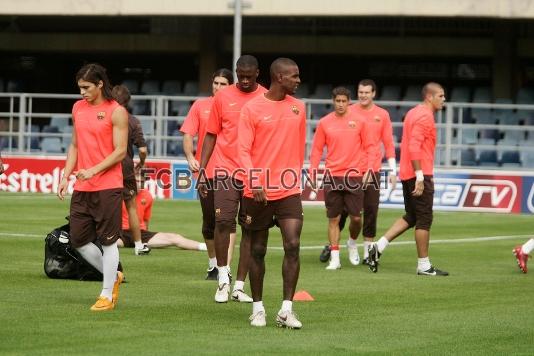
[347,237,357,247]
[218,265,230,285]
[417,257,431,272]
[252,301,264,314]
[208,257,217,269]
[101,242,120,301]
[233,280,245,292]
[198,243,207,251]
[134,240,144,250]
[376,236,390,254]
[75,243,103,273]
[280,300,292,312]
[363,241,372,258]
[330,250,340,264]
[522,238,534,254]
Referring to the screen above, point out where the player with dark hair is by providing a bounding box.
[347,79,397,265]
[199,56,267,303]
[309,86,375,270]
[239,57,306,328]
[368,82,448,276]
[181,68,233,280]
[112,84,150,256]
[58,63,128,311]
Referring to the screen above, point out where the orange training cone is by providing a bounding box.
[293,290,314,301]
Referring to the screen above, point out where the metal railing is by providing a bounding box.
[1,92,534,169]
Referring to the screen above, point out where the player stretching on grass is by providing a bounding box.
[58,63,127,311]
[368,82,448,277]
[513,239,534,273]
[239,58,306,328]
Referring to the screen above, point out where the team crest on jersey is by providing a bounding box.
[374,115,381,122]
[97,111,106,120]
[141,198,146,205]
[348,120,357,128]
[245,215,252,225]
[291,105,300,115]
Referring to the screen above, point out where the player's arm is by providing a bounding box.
[132,117,147,169]
[58,112,78,200]
[76,106,128,181]
[409,116,428,196]
[382,115,397,188]
[309,121,325,190]
[238,108,266,204]
[181,101,200,172]
[183,133,199,172]
[361,119,376,185]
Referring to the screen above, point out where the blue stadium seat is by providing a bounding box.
[460,128,477,145]
[379,85,402,101]
[479,129,499,141]
[121,79,140,94]
[521,151,534,167]
[478,150,498,166]
[140,80,160,94]
[460,148,477,166]
[450,86,471,102]
[311,84,332,99]
[41,137,63,153]
[50,116,70,131]
[500,151,521,168]
[402,85,420,101]
[472,87,491,103]
[501,130,523,143]
[161,80,182,95]
[182,81,199,95]
[471,109,494,124]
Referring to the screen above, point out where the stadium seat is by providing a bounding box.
[478,150,498,167]
[311,84,332,99]
[492,98,515,124]
[473,87,491,103]
[501,130,523,143]
[460,148,477,166]
[460,128,477,145]
[295,83,310,98]
[131,100,149,115]
[121,79,140,94]
[310,103,331,119]
[515,87,534,104]
[6,79,24,92]
[378,85,402,101]
[140,80,161,94]
[161,80,182,95]
[182,81,199,95]
[140,119,155,136]
[521,151,534,167]
[50,116,70,131]
[42,125,59,133]
[479,129,499,141]
[41,137,63,153]
[402,85,420,101]
[471,108,493,124]
[450,86,471,102]
[500,151,521,168]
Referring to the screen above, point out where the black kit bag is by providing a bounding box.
[44,221,123,281]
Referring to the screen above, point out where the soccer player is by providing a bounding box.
[349,79,397,265]
[239,57,306,328]
[199,55,267,303]
[118,176,207,252]
[513,239,534,273]
[181,68,234,280]
[112,84,150,256]
[309,87,375,270]
[57,63,127,311]
[368,82,448,276]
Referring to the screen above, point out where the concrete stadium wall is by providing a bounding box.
[2,0,534,18]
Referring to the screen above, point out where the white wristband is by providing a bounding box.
[387,158,397,176]
[415,170,424,182]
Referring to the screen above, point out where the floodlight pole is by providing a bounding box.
[233,0,242,81]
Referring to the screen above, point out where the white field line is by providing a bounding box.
[0,232,530,249]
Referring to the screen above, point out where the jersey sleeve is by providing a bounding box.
[206,94,223,135]
[238,105,263,189]
[180,100,200,136]
[309,120,326,177]
[408,114,430,160]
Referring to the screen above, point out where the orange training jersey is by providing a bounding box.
[121,188,153,230]
[309,108,375,178]
[180,97,216,178]
[238,94,306,200]
[206,84,267,179]
[351,104,395,172]
[399,104,436,180]
[72,99,123,191]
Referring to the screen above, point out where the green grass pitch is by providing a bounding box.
[1,192,533,355]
